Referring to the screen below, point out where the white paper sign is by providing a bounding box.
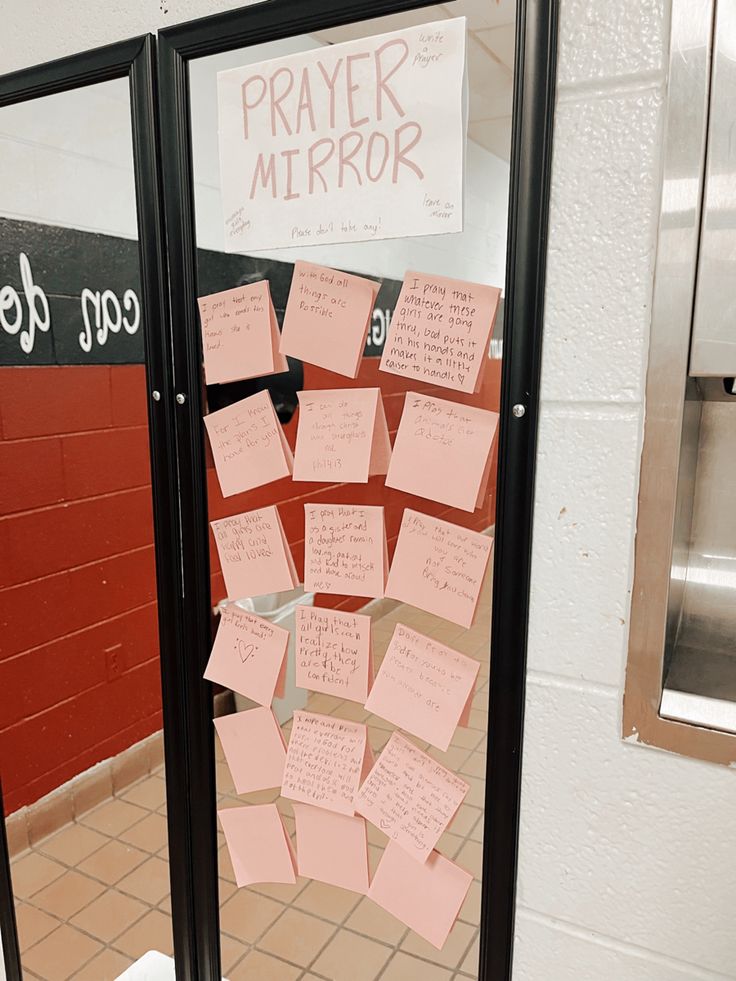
[217,18,467,251]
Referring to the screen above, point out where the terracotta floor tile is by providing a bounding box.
[429,744,473,772]
[116,855,170,905]
[228,949,301,981]
[380,951,453,981]
[401,919,476,970]
[70,947,133,980]
[459,932,480,975]
[249,877,308,904]
[118,812,168,852]
[464,776,486,809]
[345,898,406,946]
[220,934,249,975]
[293,880,362,924]
[258,908,336,967]
[311,929,392,981]
[458,879,481,925]
[12,852,66,900]
[32,870,105,920]
[23,924,102,981]
[79,799,147,837]
[77,839,148,885]
[70,888,148,943]
[37,824,109,867]
[120,777,167,811]
[451,727,485,751]
[220,889,284,944]
[219,877,237,906]
[112,908,173,960]
[15,902,59,952]
[449,805,482,837]
[455,839,483,877]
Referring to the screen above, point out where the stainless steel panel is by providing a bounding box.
[690,0,736,376]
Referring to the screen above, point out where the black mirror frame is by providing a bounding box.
[0,36,193,981]
[156,1,558,979]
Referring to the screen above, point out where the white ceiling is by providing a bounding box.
[314,0,516,160]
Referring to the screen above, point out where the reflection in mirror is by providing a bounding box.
[189,2,514,977]
[0,81,173,976]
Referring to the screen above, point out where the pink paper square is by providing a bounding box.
[198,281,287,385]
[293,388,391,483]
[364,623,480,751]
[218,804,296,887]
[355,732,468,863]
[204,605,288,707]
[281,711,369,816]
[368,841,472,949]
[386,393,498,512]
[214,707,286,794]
[295,606,373,703]
[380,272,501,394]
[303,504,387,598]
[211,506,299,601]
[280,262,379,378]
[204,390,293,498]
[293,802,369,894]
[386,510,493,628]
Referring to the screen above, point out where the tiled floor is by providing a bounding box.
[11,577,490,981]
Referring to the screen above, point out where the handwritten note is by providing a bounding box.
[214,707,287,794]
[293,388,391,483]
[217,20,466,250]
[304,504,388,598]
[380,271,501,393]
[204,605,288,707]
[385,393,498,512]
[279,262,379,377]
[218,804,297,887]
[364,623,480,751]
[293,803,369,894]
[368,841,472,949]
[295,606,373,703]
[386,509,493,628]
[355,732,468,863]
[211,506,299,600]
[281,711,370,815]
[204,390,293,498]
[198,281,287,385]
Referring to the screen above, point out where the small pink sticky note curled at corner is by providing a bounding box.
[204,390,293,498]
[214,707,286,795]
[355,732,468,863]
[280,261,379,378]
[293,388,391,483]
[211,505,299,601]
[380,271,501,394]
[304,504,388,599]
[386,510,493,628]
[218,804,296,888]
[386,392,498,513]
[295,606,373,703]
[368,840,472,949]
[293,802,369,894]
[281,711,369,816]
[204,606,288,707]
[364,623,479,752]
[198,281,287,386]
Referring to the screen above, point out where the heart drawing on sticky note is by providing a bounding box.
[237,641,256,664]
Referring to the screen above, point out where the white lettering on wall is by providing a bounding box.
[0,253,51,353]
[80,286,140,353]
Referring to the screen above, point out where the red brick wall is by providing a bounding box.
[0,365,161,814]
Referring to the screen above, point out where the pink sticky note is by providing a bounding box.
[198,281,287,385]
[386,393,498,513]
[281,711,370,816]
[293,803,369,894]
[204,390,293,498]
[218,804,296,887]
[386,510,493,628]
[211,506,299,600]
[355,732,468,863]
[295,606,373,703]
[280,261,379,378]
[364,623,480,751]
[380,272,501,394]
[204,605,288,706]
[214,707,286,794]
[293,389,391,483]
[304,504,388,598]
[368,841,472,949]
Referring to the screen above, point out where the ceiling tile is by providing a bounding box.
[476,24,516,69]
[468,117,513,160]
[313,6,449,45]
[442,0,516,31]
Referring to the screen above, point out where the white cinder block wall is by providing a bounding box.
[516,1,736,980]
[3,1,736,979]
